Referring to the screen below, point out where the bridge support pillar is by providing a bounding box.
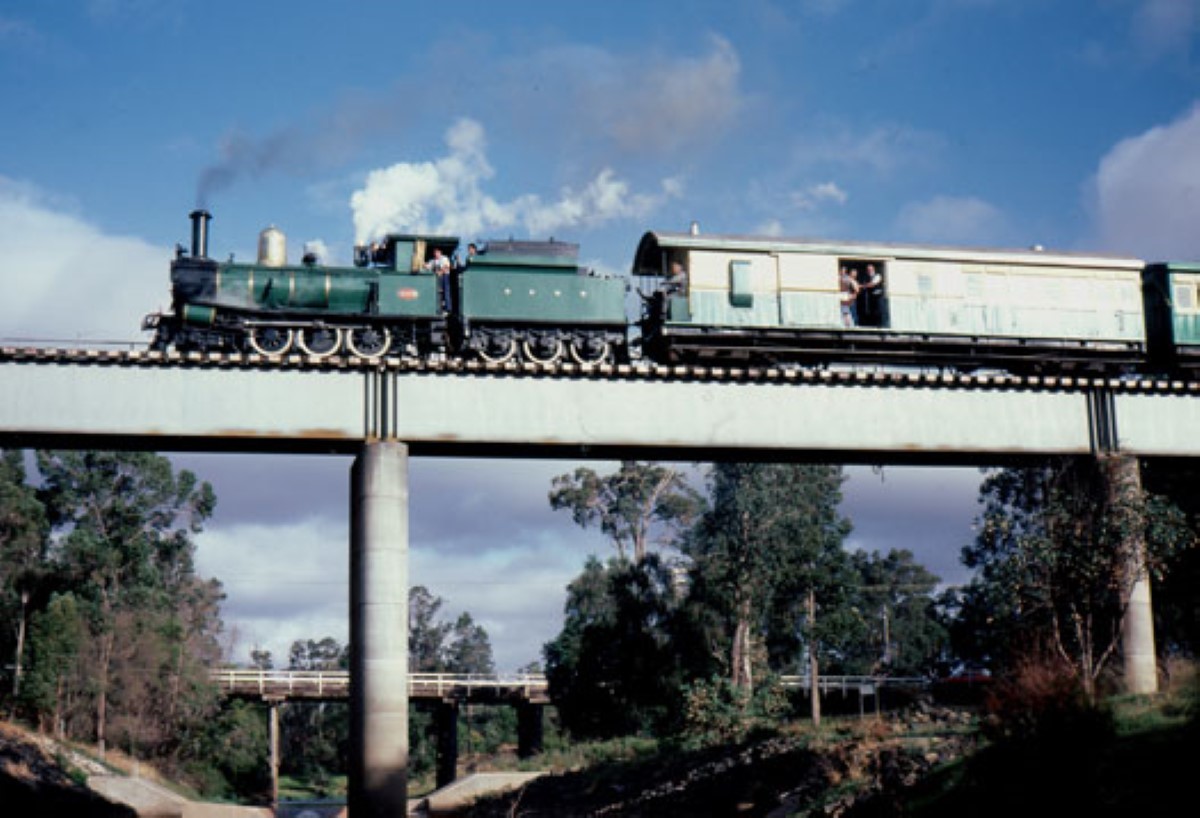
[349,442,410,817]
[517,702,544,759]
[435,701,459,789]
[267,699,282,810]
[1102,454,1158,694]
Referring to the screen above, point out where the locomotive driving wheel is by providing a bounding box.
[346,326,391,360]
[569,338,611,365]
[523,337,564,365]
[248,326,294,356]
[298,326,342,358]
[477,335,518,364]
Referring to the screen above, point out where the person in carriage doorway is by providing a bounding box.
[859,263,884,326]
[839,266,860,327]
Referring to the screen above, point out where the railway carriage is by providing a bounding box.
[633,231,1148,374]
[1142,261,1200,373]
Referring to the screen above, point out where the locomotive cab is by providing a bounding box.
[354,234,460,273]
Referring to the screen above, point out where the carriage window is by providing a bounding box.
[729,260,754,307]
[1173,283,1197,312]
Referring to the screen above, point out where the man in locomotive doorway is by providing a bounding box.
[427,247,453,312]
[665,259,688,294]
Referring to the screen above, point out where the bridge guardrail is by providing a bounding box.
[210,668,550,702]
[210,669,926,703]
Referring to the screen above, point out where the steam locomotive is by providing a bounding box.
[143,210,1200,376]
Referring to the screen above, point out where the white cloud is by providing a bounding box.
[1089,102,1200,259]
[350,119,680,244]
[791,181,849,211]
[0,177,167,343]
[894,195,1008,245]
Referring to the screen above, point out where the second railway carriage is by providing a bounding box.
[633,231,1149,373]
[1142,261,1200,373]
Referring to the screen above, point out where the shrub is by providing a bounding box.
[681,675,789,746]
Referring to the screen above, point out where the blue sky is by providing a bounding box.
[2,1,1197,669]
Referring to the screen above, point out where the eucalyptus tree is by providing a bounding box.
[0,450,48,708]
[686,462,852,719]
[34,450,219,757]
[445,612,494,675]
[835,548,946,676]
[962,458,1194,699]
[549,461,703,562]
[544,554,693,738]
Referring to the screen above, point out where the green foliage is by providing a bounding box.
[687,463,851,691]
[288,637,347,671]
[0,449,227,794]
[549,461,702,562]
[960,458,1195,696]
[183,700,270,800]
[544,555,698,739]
[0,449,49,703]
[832,549,948,676]
[680,674,789,746]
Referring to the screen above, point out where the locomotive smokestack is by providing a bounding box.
[190,209,212,258]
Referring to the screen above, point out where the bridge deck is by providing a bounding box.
[4,347,1199,460]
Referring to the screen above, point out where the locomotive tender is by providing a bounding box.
[144,210,1200,376]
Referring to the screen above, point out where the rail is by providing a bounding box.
[3,343,1199,395]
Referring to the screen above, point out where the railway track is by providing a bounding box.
[4,343,1200,395]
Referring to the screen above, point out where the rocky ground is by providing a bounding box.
[461,704,981,817]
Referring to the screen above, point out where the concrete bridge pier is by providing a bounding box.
[349,442,410,817]
[1102,454,1158,694]
[267,698,282,810]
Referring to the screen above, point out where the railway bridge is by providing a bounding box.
[4,345,1198,816]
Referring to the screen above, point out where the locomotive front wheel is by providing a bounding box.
[477,336,518,364]
[248,327,294,356]
[523,338,564,365]
[298,326,342,358]
[569,339,611,365]
[346,327,392,360]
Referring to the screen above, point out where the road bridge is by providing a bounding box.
[0,346,1181,815]
[211,668,550,704]
[212,668,550,793]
